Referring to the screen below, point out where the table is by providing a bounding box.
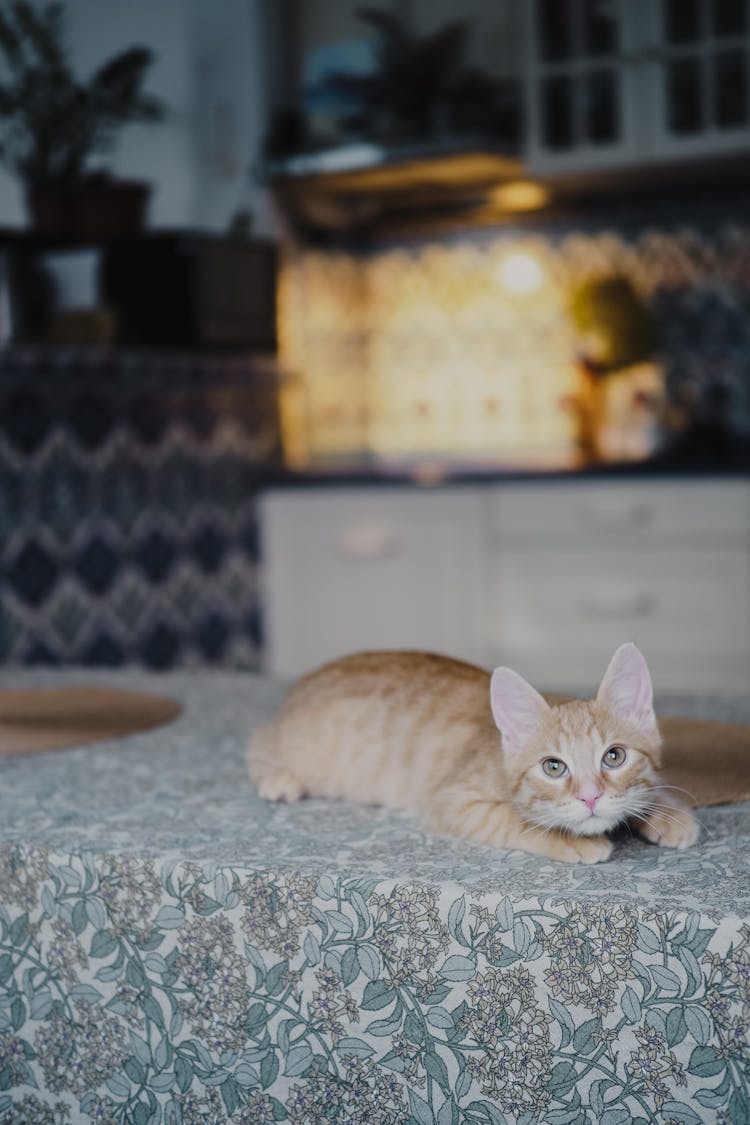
[1,670,748,1124]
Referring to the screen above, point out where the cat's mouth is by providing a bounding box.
[545,803,627,837]
[572,813,620,836]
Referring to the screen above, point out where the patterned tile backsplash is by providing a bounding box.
[3,209,750,668]
[0,349,280,668]
[277,217,750,467]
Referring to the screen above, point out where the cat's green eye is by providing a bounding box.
[603,745,627,769]
[542,758,568,778]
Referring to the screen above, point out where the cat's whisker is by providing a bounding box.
[647,781,698,803]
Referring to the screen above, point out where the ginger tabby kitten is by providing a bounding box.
[248,643,699,863]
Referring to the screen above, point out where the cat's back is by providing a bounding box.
[255,651,491,808]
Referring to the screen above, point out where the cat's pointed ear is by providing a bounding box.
[597,642,657,734]
[490,667,551,755]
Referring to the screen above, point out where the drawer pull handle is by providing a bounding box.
[581,592,656,619]
[337,527,401,560]
[579,503,653,529]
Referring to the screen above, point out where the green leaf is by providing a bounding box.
[234,1061,259,1087]
[685,1005,712,1046]
[687,927,715,957]
[599,1110,631,1125]
[424,983,451,1006]
[465,1101,505,1124]
[106,1073,131,1100]
[357,944,381,981]
[572,1017,600,1056]
[86,897,108,930]
[589,1078,616,1118]
[729,1087,750,1125]
[679,946,703,994]
[270,1096,287,1121]
[265,961,288,997]
[455,1070,471,1100]
[126,958,146,989]
[283,1044,313,1078]
[366,1005,404,1037]
[124,1057,145,1086]
[660,1101,702,1124]
[302,930,320,966]
[402,1012,422,1045]
[341,946,359,986]
[9,914,28,945]
[336,1037,375,1058]
[129,1030,151,1066]
[621,985,641,1024]
[30,990,52,1020]
[221,1077,239,1117]
[246,1002,266,1030]
[425,1049,450,1093]
[71,981,103,1004]
[512,919,529,955]
[495,897,513,931]
[362,979,395,1010]
[437,1098,457,1125]
[547,996,574,1048]
[408,1088,436,1125]
[447,896,466,943]
[427,1006,454,1030]
[688,1045,725,1078]
[262,1053,280,1089]
[439,955,476,982]
[10,998,25,1032]
[132,1102,149,1125]
[326,909,353,935]
[548,1061,578,1099]
[317,875,337,899]
[72,899,88,936]
[150,1072,176,1093]
[695,1089,728,1109]
[379,1050,406,1073]
[636,923,661,953]
[649,965,681,992]
[154,905,185,930]
[174,1054,193,1093]
[143,994,165,1031]
[666,1005,687,1047]
[0,955,13,985]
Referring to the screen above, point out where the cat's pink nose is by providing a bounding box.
[579,792,602,812]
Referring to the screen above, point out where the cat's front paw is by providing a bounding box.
[548,834,613,864]
[635,805,699,850]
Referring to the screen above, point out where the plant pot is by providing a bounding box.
[26,178,151,239]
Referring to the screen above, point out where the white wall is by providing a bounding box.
[0,0,282,236]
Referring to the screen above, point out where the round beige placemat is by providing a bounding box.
[0,686,182,756]
[660,716,750,808]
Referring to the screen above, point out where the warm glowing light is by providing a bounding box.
[490,180,550,212]
[497,252,544,294]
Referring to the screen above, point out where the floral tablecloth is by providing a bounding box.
[0,670,748,1125]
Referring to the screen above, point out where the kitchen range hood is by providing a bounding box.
[261,140,535,238]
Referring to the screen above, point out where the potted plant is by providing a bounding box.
[0,1,164,237]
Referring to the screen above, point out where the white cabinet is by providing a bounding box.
[484,481,750,695]
[525,0,750,174]
[260,487,484,678]
[260,480,750,696]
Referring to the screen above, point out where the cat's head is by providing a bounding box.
[490,643,661,837]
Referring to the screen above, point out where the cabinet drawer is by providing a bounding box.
[260,488,483,677]
[486,482,750,540]
[488,548,750,694]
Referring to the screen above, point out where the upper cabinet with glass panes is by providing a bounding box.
[524,0,750,173]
